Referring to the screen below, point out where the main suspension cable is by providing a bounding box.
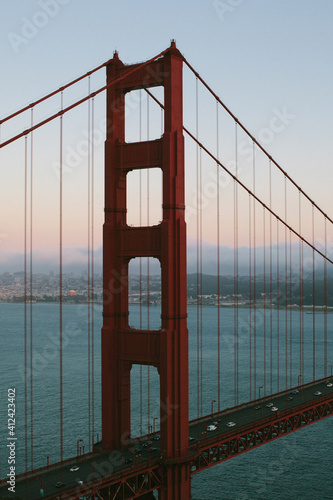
[144,87,333,265]
[0,47,171,150]
[182,55,333,226]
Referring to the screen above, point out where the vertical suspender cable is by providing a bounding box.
[299,191,302,378]
[30,109,34,468]
[252,141,256,399]
[285,176,288,389]
[234,123,239,406]
[196,77,200,418]
[147,94,150,432]
[200,147,203,415]
[87,77,91,452]
[24,135,28,473]
[312,204,315,380]
[139,90,143,436]
[277,220,280,392]
[59,91,64,466]
[249,194,252,401]
[269,161,273,394]
[324,218,327,378]
[289,231,293,387]
[216,101,221,412]
[301,239,304,377]
[0,127,1,479]
[263,207,266,395]
[91,95,95,446]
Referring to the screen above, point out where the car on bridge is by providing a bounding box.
[314,391,322,396]
[207,424,217,431]
[70,465,79,472]
[226,422,236,428]
[266,403,274,408]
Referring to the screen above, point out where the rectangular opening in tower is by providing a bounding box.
[128,257,161,330]
[126,168,162,227]
[125,87,164,143]
[130,364,160,439]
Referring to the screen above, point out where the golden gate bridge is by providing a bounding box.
[0,41,332,499]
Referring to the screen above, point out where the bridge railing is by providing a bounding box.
[190,374,332,429]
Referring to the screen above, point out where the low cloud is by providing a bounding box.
[1,241,330,277]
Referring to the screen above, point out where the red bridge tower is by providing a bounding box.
[101,42,190,498]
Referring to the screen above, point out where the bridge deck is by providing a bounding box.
[1,377,332,499]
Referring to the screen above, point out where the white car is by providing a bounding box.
[314,391,322,396]
[226,422,236,428]
[70,466,79,472]
[266,403,273,408]
[271,407,278,412]
[327,383,333,388]
[291,390,299,395]
[207,424,217,431]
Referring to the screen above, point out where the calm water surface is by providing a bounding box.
[0,303,332,499]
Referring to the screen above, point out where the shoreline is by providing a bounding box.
[1,301,332,312]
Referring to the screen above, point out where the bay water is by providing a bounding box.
[0,303,332,499]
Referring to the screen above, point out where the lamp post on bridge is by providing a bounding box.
[77,439,83,458]
[211,399,216,416]
[153,417,159,434]
[298,374,303,402]
[258,386,264,400]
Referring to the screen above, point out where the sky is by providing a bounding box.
[1,0,333,274]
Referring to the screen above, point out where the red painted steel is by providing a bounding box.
[42,395,333,499]
[190,396,333,474]
[102,41,190,498]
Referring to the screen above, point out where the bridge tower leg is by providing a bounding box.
[102,41,190,499]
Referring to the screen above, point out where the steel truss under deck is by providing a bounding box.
[191,396,333,474]
[45,395,332,499]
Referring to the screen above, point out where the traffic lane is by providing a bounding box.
[189,379,333,442]
[2,380,332,497]
[4,444,161,499]
[2,463,98,499]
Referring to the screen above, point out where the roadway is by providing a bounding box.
[188,376,333,444]
[1,377,332,499]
